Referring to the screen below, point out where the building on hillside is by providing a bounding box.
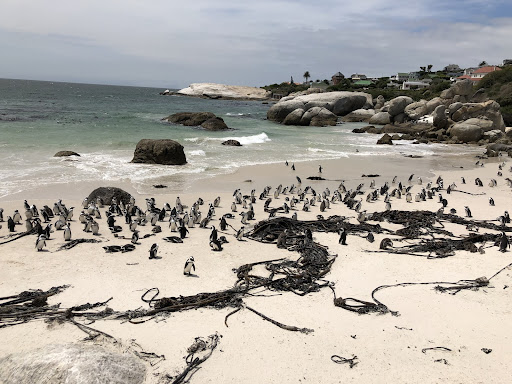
[350,74,367,81]
[353,80,372,87]
[331,72,345,85]
[401,81,430,90]
[457,66,502,83]
[391,73,410,82]
[503,59,512,66]
[408,72,421,81]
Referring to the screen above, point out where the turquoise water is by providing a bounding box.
[0,78,471,197]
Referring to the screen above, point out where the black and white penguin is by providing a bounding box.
[366,232,375,243]
[91,221,100,235]
[131,230,140,244]
[499,232,510,252]
[13,210,22,224]
[7,216,15,232]
[236,226,244,241]
[465,206,472,218]
[64,223,71,241]
[291,163,295,171]
[210,226,218,242]
[210,239,222,251]
[319,165,322,173]
[339,228,347,245]
[0,208,3,222]
[179,224,189,239]
[149,243,159,259]
[489,197,495,206]
[220,216,227,231]
[35,234,47,251]
[183,256,195,275]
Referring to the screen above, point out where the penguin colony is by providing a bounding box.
[1,159,511,273]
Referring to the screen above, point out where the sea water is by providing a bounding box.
[0,78,478,198]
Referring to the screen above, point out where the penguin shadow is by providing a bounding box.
[185,273,199,278]
[149,255,162,260]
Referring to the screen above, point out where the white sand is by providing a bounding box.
[1,154,512,383]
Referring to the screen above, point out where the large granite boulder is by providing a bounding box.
[131,139,187,165]
[426,97,443,114]
[164,112,215,126]
[448,102,463,118]
[368,112,391,125]
[432,105,448,129]
[54,151,80,157]
[486,143,512,157]
[200,117,229,130]
[448,122,483,142]
[0,344,146,384]
[310,108,338,126]
[374,95,385,109]
[404,100,428,120]
[87,186,133,206]
[386,96,414,117]
[283,108,305,125]
[452,79,474,96]
[342,109,375,122]
[451,100,505,130]
[482,129,505,143]
[177,83,269,100]
[267,91,372,124]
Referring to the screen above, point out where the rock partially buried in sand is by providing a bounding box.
[54,150,80,157]
[222,139,242,146]
[377,133,393,145]
[131,139,187,165]
[163,112,230,130]
[88,186,133,206]
[0,343,146,384]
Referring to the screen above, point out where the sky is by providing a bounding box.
[1,0,512,88]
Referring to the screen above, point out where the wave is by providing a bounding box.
[189,150,206,156]
[307,148,349,157]
[221,132,271,145]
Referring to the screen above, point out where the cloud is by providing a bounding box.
[1,0,511,87]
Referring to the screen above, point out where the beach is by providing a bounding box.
[1,153,511,383]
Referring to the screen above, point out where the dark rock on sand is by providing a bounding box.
[131,139,187,165]
[54,151,80,157]
[377,133,393,145]
[222,139,242,146]
[87,186,133,206]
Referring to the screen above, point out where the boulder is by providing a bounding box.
[377,133,393,145]
[387,96,413,117]
[374,95,385,109]
[300,107,322,126]
[131,139,187,165]
[222,140,242,146]
[451,100,505,130]
[0,344,146,384]
[452,79,474,96]
[448,102,463,118]
[87,186,133,206]
[54,151,80,157]
[176,83,269,100]
[267,100,306,123]
[440,87,455,99]
[283,108,305,125]
[342,109,375,122]
[426,97,443,114]
[310,108,338,126]
[200,117,229,130]
[404,100,428,120]
[164,112,215,126]
[448,122,483,142]
[482,129,504,143]
[368,112,391,125]
[392,113,406,124]
[463,118,494,132]
[486,143,512,157]
[432,105,448,129]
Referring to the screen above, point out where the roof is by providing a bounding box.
[473,66,501,74]
[333,72,344,77]
[353,80,372,85]
[457,75,472,79]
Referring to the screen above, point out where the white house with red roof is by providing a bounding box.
[457,66,501,83]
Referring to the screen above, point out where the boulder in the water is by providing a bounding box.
[87,186,133,206]
[222,139,242,146]
[54,151,80,157]
[131,139,187,165]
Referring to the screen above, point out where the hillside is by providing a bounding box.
[476,66,512,126]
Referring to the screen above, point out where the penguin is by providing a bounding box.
[0,208,3,222]
[7,216,15,232]
[55,218,66,230]
[210,239,223,251]
[465,206,472,218]
[179,224,189,239]
[35,234,47,252]
[214,196,221,208]
[499,232,510,252]
[461,177,466,184]
[231,202,237,212]
[385,202,391,211]
[319,165,322,173]
[25,219,33,232]
[339,228,347,245]
[183,256,195,275]
[366,232,375,243]
[149,243,159,259]
[25,209,33,221]
[210,226,218,242]
[13,210,22,224]
[129,220,138,232]
[40,209,50,223]
[285,160,289,166]
[489,197,495,206]
[291,212,298,221]
[276,230,288,248]
[169,217,177,232]
[408,174,414,183]
[63,223,71,241]
[66,208,74,221]
[296,176,302,184]
[504,211,510,224]
[291,163,295,171]
[23,200,30,212]
[380,238,393,249]
[91,221,100,235]
[131,230,140,244]
[406,193,412,203]
[220,216,227,231]
[236,226,244,241]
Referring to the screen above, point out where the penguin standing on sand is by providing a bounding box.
[91,221,100,235]
[210,226,218,242]
[291,163,295,171]
[131,230,140,244]
[35,234,47,251]
[7,216,15,232]
[179,224,189,239]
[183,256,195,275]
[499,232,510,252]
[339,228,347,245]
[465,206,472,218]
[0,208,3,222]
[489,197,495,206]
[64,223,72,241]
[210,238,222,251]
[149,243,159,259]
[220,216,227,231]
[236,226,244,241]
[13,210,22,224]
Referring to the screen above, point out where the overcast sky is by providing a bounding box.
[1,0,511,88]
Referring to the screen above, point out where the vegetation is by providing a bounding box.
[477,65,512,125]
[261,82,309,96]
[303,71,310,83]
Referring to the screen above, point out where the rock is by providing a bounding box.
[393,113,406,124]
[440,87,455,99]
[267,99,306,123]
[368,112,391,125]
[0,344,146,384]
[486,143,512,157]
[391,134,402,140]
[448,102,463,118]
[426,97,443,114]
[404,100,428,120]
[387,96,413,117]
[374,95,385,109]
[222,140,242,146]
[451,100,505,131]
[452,79,474,96]
[164,112,216,126]
[283,108,305,125]
[463,118,494,132]
[310,108,337,126]
[131,139,187,165]
[432,105,448,129]
[448,122,483,142]
[300,107,322,126]
[54,151,80,157]
[342,109,375,122]
[176,83,269,100]
[87,186,133,206]
[200,117,229,130]
[483,129,504,143]
[377,133,393,145]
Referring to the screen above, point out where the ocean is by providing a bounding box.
[0,78,477,198]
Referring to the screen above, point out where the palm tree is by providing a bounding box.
[303,71,311,84]
[427,64,433,73]
[479,61,488,67]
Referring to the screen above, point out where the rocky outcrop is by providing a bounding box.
[283,108,305,125]
[377,133,393,145]
[0,344,146,384]
[54,151,80,157]
[385,96,414,118]
[374,95,385,109]
[310,108,338,126]
[267,91,372,125]
[432,105,448,129]
[222,139,242,146]
[342,109,375,122]
[368,112,391,125]
[404,100,428,120]
[486,143,512,157]
[163,112,230,130]
[177,83,269,100]
[451,100,505,130]
[87,186,133,205]
[131,139,187,165]
[448,122,483,142]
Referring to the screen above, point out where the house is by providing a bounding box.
[391,73,410,82]
[457,66,501,83]
[503,59,512,66]
[331,72,345,85]
[401,81,430,90]
[350,73,367,81]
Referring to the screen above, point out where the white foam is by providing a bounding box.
[184,137,199,142]
[221,132,271,145]
[189,150,206,156]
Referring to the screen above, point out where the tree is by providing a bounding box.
[420,66,426,73]
[290,76,294,85]
[303,71,311,84]
[479,61,488,67]
[427,64,433,73]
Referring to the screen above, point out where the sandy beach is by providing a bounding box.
[1,152,511,384]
